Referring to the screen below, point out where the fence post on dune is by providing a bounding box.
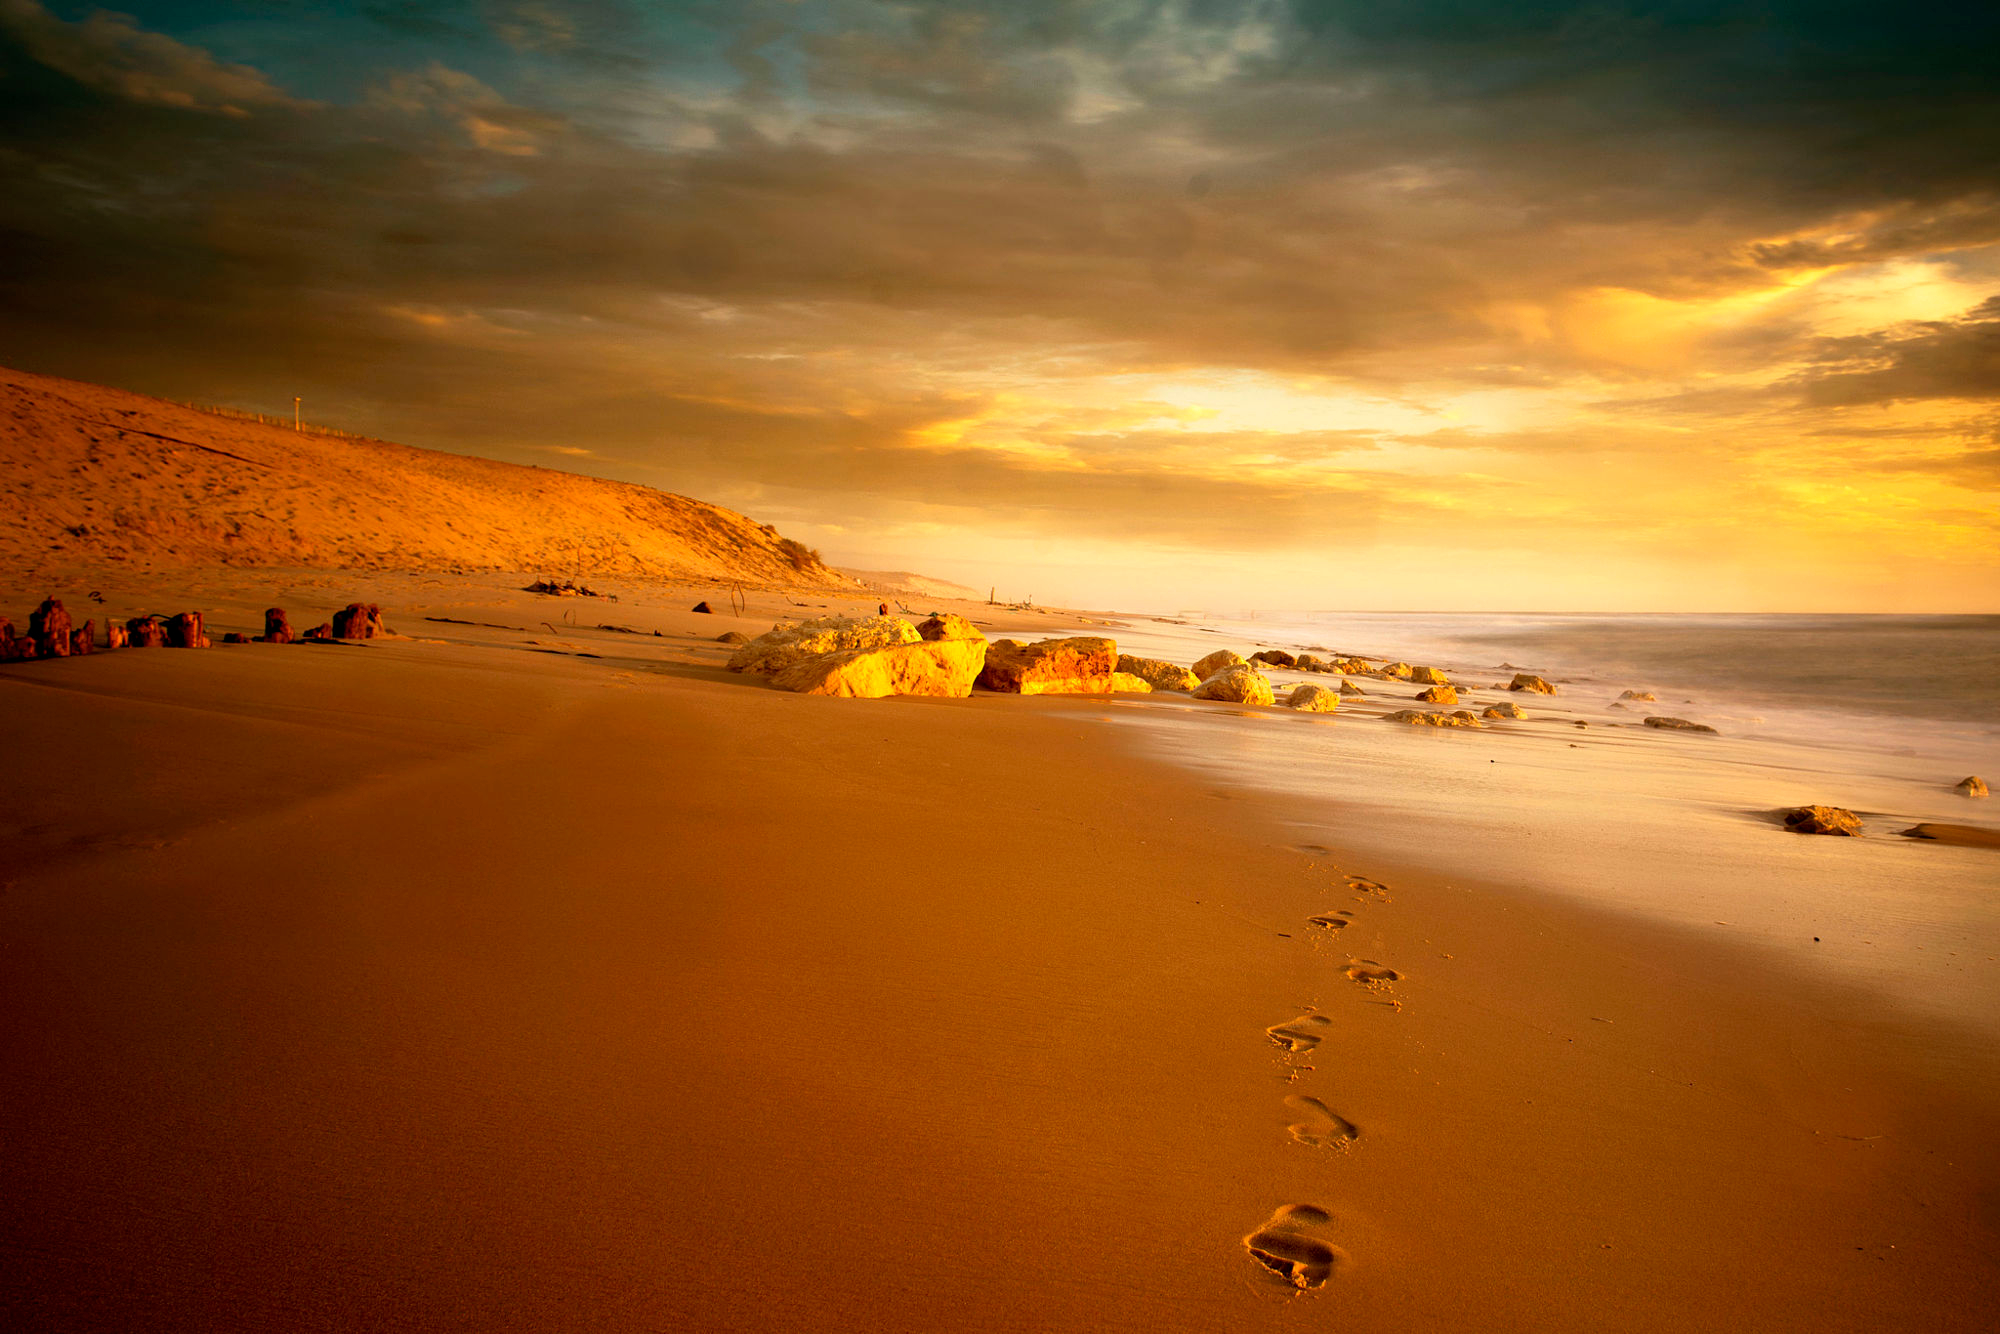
[293,397,300,431]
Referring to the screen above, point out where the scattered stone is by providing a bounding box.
[30,598,72,658]
[332,603,386,639]
[1338,680,1366,696]
[1784,805,1862,836]
[1415,685,1458,705]
[261,608,293,644]
[1286,682,1340,712]
[730,614,919,676]
[1250,649,1297,668]
[771,637,987,699]
[1116,654,1200,692]
[916,613,985,642]
[1957,776,1989,798]
[167,612,211,649]
[1409,665,1450,686]
[1508,673,1556,694]
[1618,690,1657,702]
[1383,709,1482,728]
[716,631,750,645]
[1483,702,1525,719]
[692,601,714,613]
[1193,649,1247,679]
[1191,664,1274,706]
[1643,716,1717,733]
[222,632,250,644]
[126,616,166,648]
[978,636,1120,694]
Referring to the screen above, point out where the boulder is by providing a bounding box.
[1784,805,1862,836]
[1294,653,1327,672]
[1384,709,1482,728]
[1382,662,1414,680]
[1191,664,1274,706]
[1643,716,1716,734]
[770,637,987,699]
[1193,649,1247,679]
[1116,654,1200,692]
[1409,665,1449,686]
[167,612,211,648]
[1483,702,1525,720]
[716,631,750,645]
[126,616,166,648]
[1338,680,1366,696]
[260,608,293,644]
[1,635,35,661]
[69,621,94,655]
[1618,690,1657,702]
[30,598,71,658]
[692,601,714,613]
[977,636,1119,694]
[917,613,985,642]
[332,603,386,639]
[1286,682,1340,712]
[1110,672,1154,693]
[1956,776,1988,798]
[1415,685,1458,705]
[1250,649,1296,668]
[105,622,128,650]
[1508,673,1557,694]
[729,615,920,676]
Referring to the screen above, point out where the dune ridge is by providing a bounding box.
[0,365,855,589]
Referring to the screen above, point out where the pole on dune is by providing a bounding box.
[293,397,301,431]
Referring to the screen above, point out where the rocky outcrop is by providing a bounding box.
[167,612,210,648]
[771,637,987,698]
[332,603,386,639]
[1618,690,1656,702]
[1250,650,1296,668]
[1384,709,1483,728]
[1483,701,1525,720]
[1784,805,1861,836]
[126,616,166,647]
[260,608,293,644]
[729,615,920,676]
[1409,665,1449,686]
[1508,673,1556,694]
[917,613,984,642]
[1643,716,1716,734]
[1116,655,1200,692]
[1339,680,1365,696]
[1286,682,1340,712]
[1956,776,1988,797]
[1191,664,1273,706]
[978,637,1119,694]
[1193,649,1247,679]
[1415,685,1458,705]
[30,598,71,658]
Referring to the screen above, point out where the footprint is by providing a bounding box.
[1243,1204,1348,1289]
[1266,1012,1332,1052]
[1346,875,1388,895]
[1306,914,1350,931]
[1344,962,1401,987]
[1284,1095,1358,1148]
[1294,843,1332,856]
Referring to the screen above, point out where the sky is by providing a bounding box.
[1,1,1996,612]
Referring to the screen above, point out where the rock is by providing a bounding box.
[1415,685,1458,705]
[978,636,1120,694]
[126,616,166,648]
[692,601,714,613]
[1609,702,1628,710]
[1286,682,1340,712]
[1294,653,1327,672]
[729,615,919,676]
[1250,649,1296,668]
[1618,690,1656,701]
[260,608,293,644]
[332,603,386,639]
[1,635,35,661]
[1116,654,1200,692]
[1784,805,1862,836]
[222,632,250,644]
[167,612,211,648]
[1384,709,1482,728]
[1382,662,1414,680]
[1110,672,1154,693]
[1338,680,1365,696]
[916,613,985,642]
[770,637,987,699]
[1957,776,1989,798]
[1409,665,1450,686]
[69,621,94,655]
[1483,702,1525,720]
[1193,649,1247,679]
[1508,673,1556,694]
[302,622,334,641]
[716,631,750,644]
[1898,822,2000,849]
[1643,716,1716,733]
[30,598,72,658]
[1336,657,1372,675]
[1191,664,1274,705]
[105,622,128,650]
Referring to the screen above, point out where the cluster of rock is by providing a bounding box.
[526,578,603,598]
[0,597,391,662]
[1383,708,1485,728]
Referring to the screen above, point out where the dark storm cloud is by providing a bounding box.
[1796,298,2000,407]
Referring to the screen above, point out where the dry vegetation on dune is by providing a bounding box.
[0,366,856,589]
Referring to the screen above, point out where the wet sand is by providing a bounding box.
[3,575,1997,1331]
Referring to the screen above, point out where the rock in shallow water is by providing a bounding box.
[1192,664,1274,706]
[771,638,987,698]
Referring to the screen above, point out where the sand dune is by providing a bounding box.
[0,365,854,589]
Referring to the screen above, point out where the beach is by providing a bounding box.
[4,571,1996,1331]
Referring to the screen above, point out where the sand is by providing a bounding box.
[3,572,1998,1331]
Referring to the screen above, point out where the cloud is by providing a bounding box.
[1795,297,2000,406]
[0,0,307,115]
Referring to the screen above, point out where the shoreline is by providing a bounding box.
[2,569,1996,1329]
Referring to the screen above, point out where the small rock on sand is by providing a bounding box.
[716,631,750,644]
[692,601,714,613]
[1286,682,1340,712]
[1784,805,1862,836]
[1508,673,1556,694]
[1618,690,1657,701]
[1644,716,1716,733]
[1384,709,1482,728]
[1416,685,1458,705]
[1409,665,1449,685]
[1339,680,1365,696]
[1957,776,1988,798]
[1250,649,1296,667]
[1483,702,1524,720]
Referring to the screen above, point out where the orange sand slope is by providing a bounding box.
[0,365,852,588]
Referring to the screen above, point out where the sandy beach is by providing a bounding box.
[4,570,1996,1332]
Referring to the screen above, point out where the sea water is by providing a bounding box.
[1092,612,2000,1039]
